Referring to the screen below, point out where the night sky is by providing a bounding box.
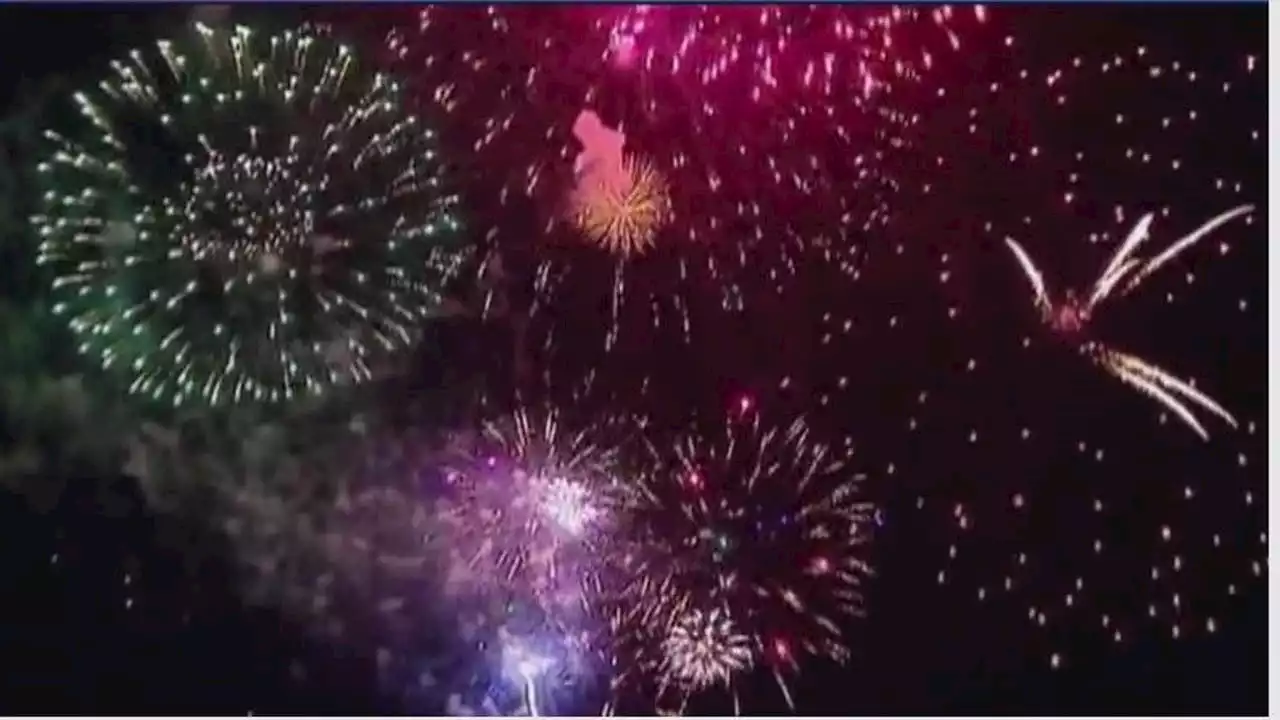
[0,3,1267,716]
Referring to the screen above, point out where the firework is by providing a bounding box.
[657,606,753,713]
[566,149,671,258]
[866,27,1266,669]
[435,401,640,626]
[382,6,984,352]
[124,375,641,713]
[503,636,552,716]
[622,404,873,710]
[434,601,598,716]
[1004,204,1252,440]
[426,391,654,716]
[35,22,464,407]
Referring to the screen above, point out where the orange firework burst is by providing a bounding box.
[567,155,671,257]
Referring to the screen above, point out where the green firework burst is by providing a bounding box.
[35,22,465,407]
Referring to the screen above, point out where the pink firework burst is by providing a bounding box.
[381,5,988,356]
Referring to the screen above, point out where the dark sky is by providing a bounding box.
[0,4,1266,716]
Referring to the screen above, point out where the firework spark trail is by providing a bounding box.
[1117,205,1255,299]
[1004,237,1051,316]
[1094,347,1239,441]
[1005,205,1253,439]
[1088,213,1156,310]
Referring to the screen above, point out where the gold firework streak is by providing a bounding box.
[1005,205,1253,439]
[1090,345,1238,442]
